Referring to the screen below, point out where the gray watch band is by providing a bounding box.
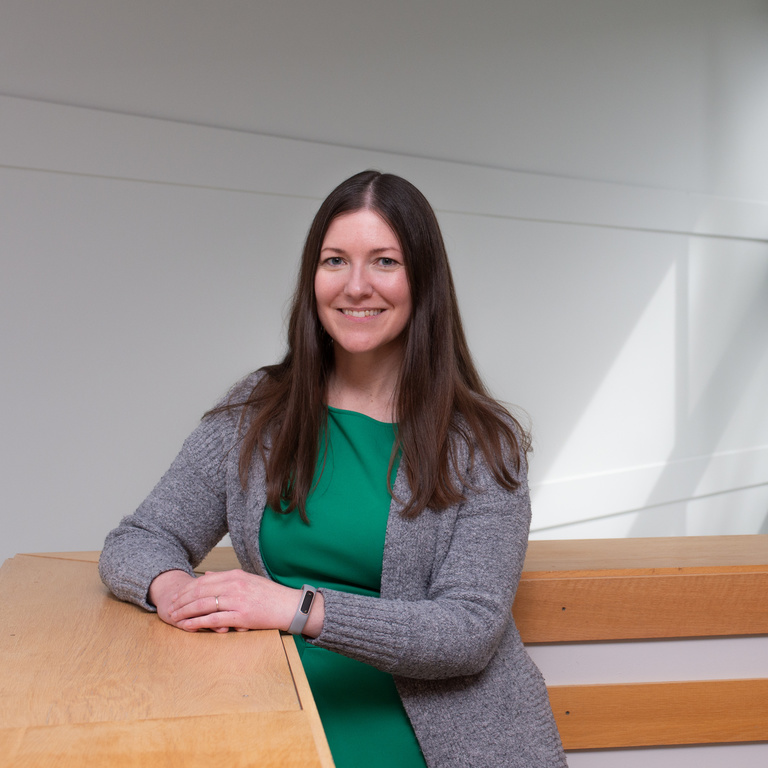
[288,584,317,635]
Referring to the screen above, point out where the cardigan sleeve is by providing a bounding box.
[309,445,532,679]
[98,406,238,610]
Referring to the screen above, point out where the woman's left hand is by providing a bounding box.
[168,569,323,635]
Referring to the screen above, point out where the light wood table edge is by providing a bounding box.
[21,551,101,564]
[27,535,768,574]
[281,635,335,768]
[524,534,768,572]
[0,711,327,768]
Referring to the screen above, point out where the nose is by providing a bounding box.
[344,263,373,299]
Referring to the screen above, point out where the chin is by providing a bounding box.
[335,337,404,358]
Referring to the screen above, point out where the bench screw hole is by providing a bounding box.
[561,607,566,611]
[565,711,570,715]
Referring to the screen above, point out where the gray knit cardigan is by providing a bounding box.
[99,375,567,767]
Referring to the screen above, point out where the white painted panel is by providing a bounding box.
[442,213,680,470]
[527,637,768,686]
[2,1,768,201]
[530,481,768,539]
[566,743,768,768]
[529,449,768,535]
[0,166,316,562]
[3,95,768,241]
[687,238,768,457]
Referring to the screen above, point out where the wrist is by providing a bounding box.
[148,569,192,608]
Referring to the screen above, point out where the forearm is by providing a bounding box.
[311,586,513,679]
[99,522,200,609]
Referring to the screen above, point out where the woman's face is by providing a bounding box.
[314,209,412,363]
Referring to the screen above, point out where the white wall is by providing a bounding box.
[3,0,768,548]
[4,93,767,559]
[2,5,768,762]
[3,0,768,199]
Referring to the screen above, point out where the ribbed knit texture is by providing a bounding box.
[99,372,567,767]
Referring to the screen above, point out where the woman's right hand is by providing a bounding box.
[148,570,197,628]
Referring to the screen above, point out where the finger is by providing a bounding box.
[197,570,260,597]
[171,572,240,609]
[171,575,227,608]
[197,569,244,586]
[171,594,222,621]
[170,582,201,608]
[178,611,240,633]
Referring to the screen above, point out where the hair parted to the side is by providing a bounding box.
[211,170,530,520]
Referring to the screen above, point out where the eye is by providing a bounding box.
[377,257,399,267]
[322,256,345,267]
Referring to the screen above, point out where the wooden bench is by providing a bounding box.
[516,535,768,752]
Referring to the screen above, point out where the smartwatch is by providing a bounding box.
[288,584,317,635]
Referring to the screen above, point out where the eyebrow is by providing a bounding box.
[320,246,402,254]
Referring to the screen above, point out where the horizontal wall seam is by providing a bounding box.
[530,481,768,534]
[438,206,768,244]
[4,96,767,242]
[3,162,767,245]
[0,162,324,203]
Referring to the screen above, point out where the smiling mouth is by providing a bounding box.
[340,309,383,318]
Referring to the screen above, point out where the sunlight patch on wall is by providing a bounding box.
[530,263,677,531]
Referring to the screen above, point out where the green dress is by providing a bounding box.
[259,407,427,768]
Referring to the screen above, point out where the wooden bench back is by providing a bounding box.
[514,535,768,750]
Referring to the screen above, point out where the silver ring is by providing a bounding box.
[215,595,220,611]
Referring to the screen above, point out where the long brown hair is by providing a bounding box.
[214,170,529,520]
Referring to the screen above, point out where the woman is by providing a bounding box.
[99,170,567,767]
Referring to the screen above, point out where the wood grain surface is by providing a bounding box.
[22,538,768,754]
[549,678,768,749]
[282,636,335,768]
[1,555,299,728]
[523,535,768,571]
[514,569,768,642]
[1,553,334,766]
[0,711,323,768]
